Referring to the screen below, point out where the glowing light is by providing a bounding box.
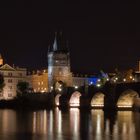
[96,84,101,87]
[130,76,133,79]
[91,92,104,107]
[90,81,93,85]
[70,108,80,136]
[58,88,62,92]
[117,90,139,108]
[115,77,118,80]
[97,79,101,82]
[74,86,78,89]
[123,78,126,82]
[113,79,116,83]
[106,78,109,81]
[117,105,132,108]
[91,104,104,107]
[41,90,44,93]
[51,86,53,90]
[55,94,61,106]
[69,91,81,107]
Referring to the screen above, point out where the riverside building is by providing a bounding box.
[0,55,27,99]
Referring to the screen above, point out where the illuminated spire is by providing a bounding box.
[53,32,58,51]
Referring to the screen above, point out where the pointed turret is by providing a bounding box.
[53,33,58,51]
[52,32,69,52]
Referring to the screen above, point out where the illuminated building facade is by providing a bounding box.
[48,33,72,91]
[27,32,99,92]
[0,60,27,100]
[27,70,48,93]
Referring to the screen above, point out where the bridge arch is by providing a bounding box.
[117,89,139,108]
[91,92,105,108]
[55,94,61,106]
[69,91,82,107]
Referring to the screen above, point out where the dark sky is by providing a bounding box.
[0,1,140,74]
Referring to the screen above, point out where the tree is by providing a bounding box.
[0,74,5,92]
[17,81,29,95]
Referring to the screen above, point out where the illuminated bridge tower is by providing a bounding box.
[48,33,72,92]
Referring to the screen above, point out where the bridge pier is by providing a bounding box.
[59,95,70,108]
[80,96,91,108]
[104,83,117,110]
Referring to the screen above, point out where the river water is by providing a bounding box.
[0,108,140,140]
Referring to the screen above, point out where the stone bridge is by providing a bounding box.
[54,82,140,110]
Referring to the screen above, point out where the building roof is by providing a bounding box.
[0,64,16,71]
[0,64,26,71]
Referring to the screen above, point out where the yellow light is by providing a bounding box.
[91,104,104,107]
[115,77,118,80]
[69,92,81,107]
[58,88,62,92]
[132,78,135,81]
[96,84,101,87]
[130,76,133,79]
[41,90,44,93]
[123,78,126,82]
[117,105,132,108]
[55,94,61,106]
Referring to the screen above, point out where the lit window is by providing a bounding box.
[9,86,12,89]
[19,73,22,77]
[8,93,12,97]
[8,73,12,76]
[8,79,12,83]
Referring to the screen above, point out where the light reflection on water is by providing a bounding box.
[0,109,140,140]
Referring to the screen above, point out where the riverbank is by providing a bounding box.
[0,93,54,109]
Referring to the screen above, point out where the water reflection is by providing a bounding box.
[32,110,47,134]
[91,110,104,140]
[0,109,139,140]
[70,108,80,139]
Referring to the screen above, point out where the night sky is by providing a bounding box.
[0,1,140,74]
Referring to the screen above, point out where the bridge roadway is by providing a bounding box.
[54,82,140,110]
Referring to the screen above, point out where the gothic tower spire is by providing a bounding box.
[53,32,58,51]
[48,33,72,92]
